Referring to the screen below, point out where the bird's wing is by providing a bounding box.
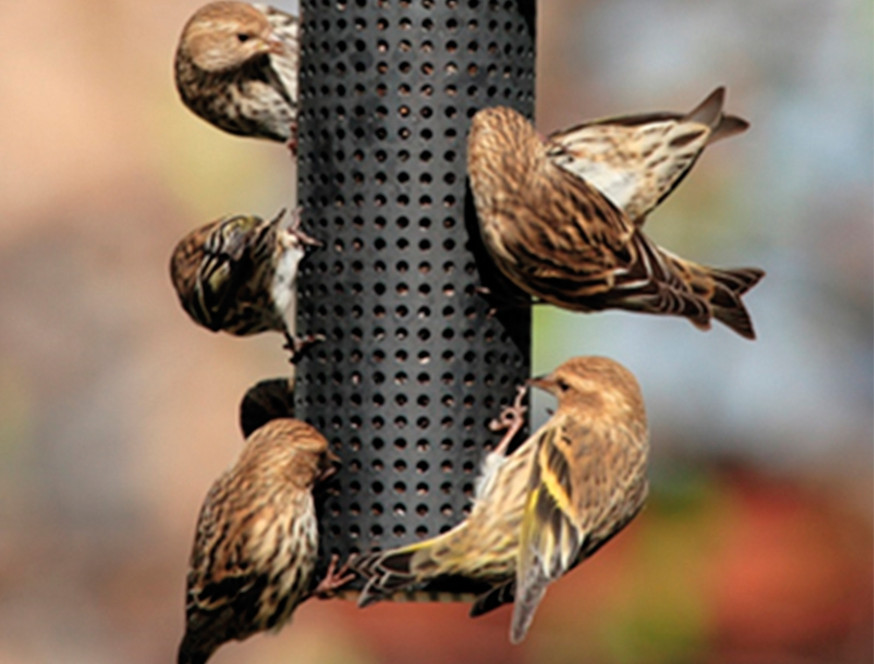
[511,415,615,643]
[198,218,274,327]
[546,87,748,224]
[181,493,275,659]
[496,166,638,301]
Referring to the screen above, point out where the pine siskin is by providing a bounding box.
[239,377,295,438]
[351,385,531,603]
[174,2,299,148]
[354,357,650,644]
[467,90,765,339]
[178,418,351,664]
[506,357,649,642]
[546,87,749,226]
[169,207,321,361]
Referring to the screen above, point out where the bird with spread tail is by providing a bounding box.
[353,356,650,644]
[169,207,322,362]
[178,418,353,664]
[175,1,300,150]
[467,88,764,339]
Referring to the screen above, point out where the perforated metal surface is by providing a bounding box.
[295,0,535,588]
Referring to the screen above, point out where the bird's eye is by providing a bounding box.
[236,33,251,42]
[557,379,570,392]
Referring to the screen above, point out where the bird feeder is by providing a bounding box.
[294,0,536,590]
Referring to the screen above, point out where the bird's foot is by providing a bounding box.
[488,385,528,457]
[475,285,532,316]
[286,207,323,248]
[283,332,325,364]
[313,554,357,599]
[286,121,299,157]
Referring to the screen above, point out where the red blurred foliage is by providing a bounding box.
[339,599,526,664]
[707,467,873,663]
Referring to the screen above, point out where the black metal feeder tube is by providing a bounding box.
[296,0,535,586]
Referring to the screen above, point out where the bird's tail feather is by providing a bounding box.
[353,533,492,608]
[686,86,750,145]
[646,238,763,339]
[353,548,421,607]
[706,265,765,339]
[509,573,549,644]
[177,632,212,664]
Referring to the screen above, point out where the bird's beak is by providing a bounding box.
[266,38,286,56]
[526,374,554,393]
[318,450,341,482]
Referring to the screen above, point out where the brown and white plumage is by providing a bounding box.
[169,208,319,360]
[174,1,299,145]
[178,418,337,664]
[547,87,749,226]
[467,93,764,339]
[354,357,650,644]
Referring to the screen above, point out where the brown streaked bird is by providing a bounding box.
[238,377,295,438]
[352,385,531,604]
[178,418,352,664]
[506,357,649,643]
[169,208,321,361]
[546,87,749,226]
[467,90,764,339]
[175,1,300,149]
[354,357,650,644]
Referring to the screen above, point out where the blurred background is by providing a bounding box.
[0,0,870,662]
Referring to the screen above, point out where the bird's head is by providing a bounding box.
[527,356,644,415]
[467,106,548,211]
[468,106,543,161]
[179,1,285,72]
[243,418,338,489]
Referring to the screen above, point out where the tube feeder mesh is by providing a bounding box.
[295,0,535,590]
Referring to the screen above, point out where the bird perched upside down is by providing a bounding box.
[467,88,764,339]
[354,356,650,644]
[178,418,353,664]
[169,207,322,362]
[175,1,300,150]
